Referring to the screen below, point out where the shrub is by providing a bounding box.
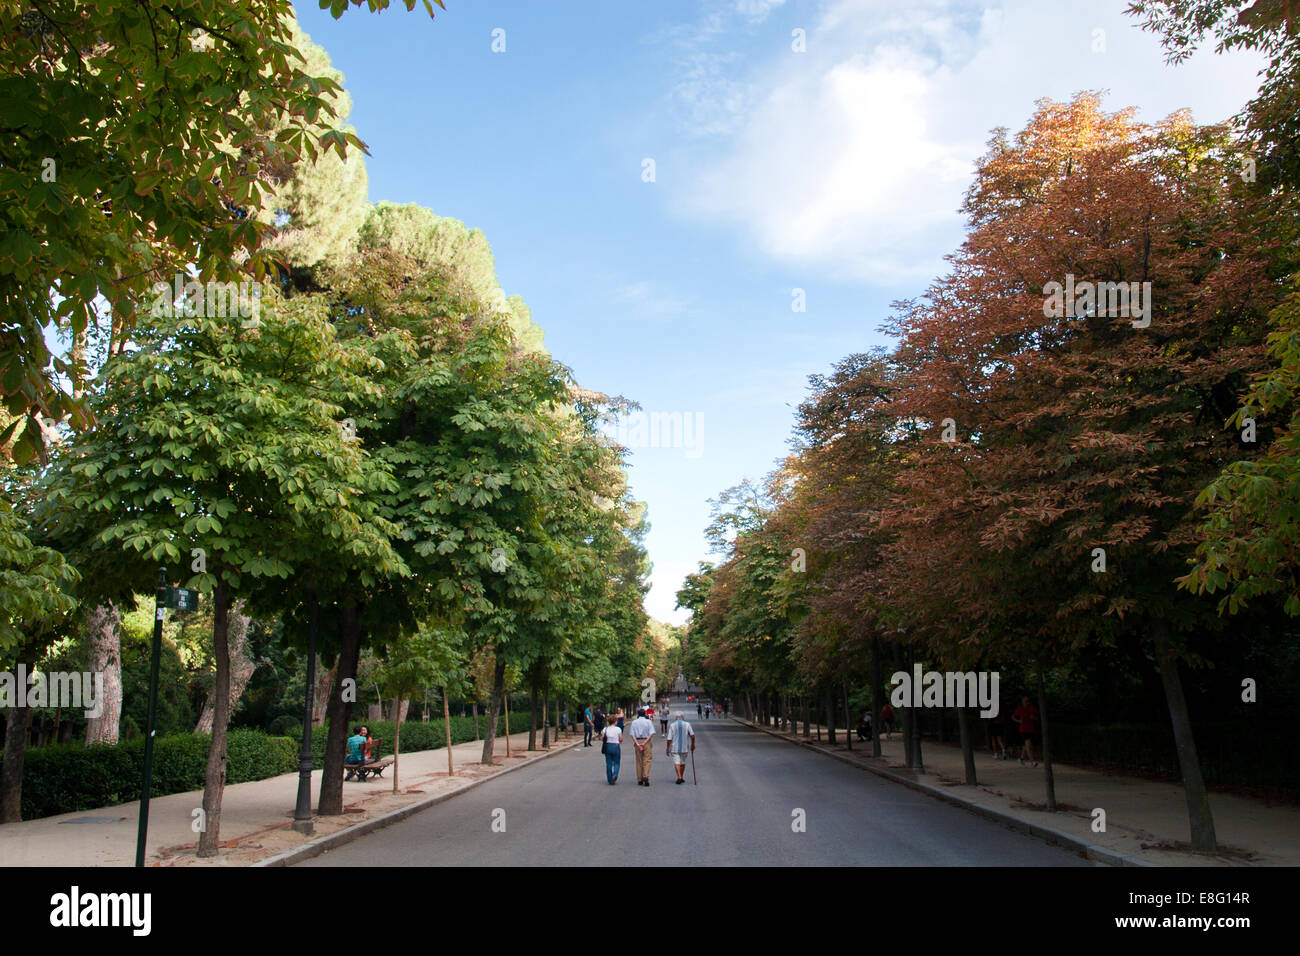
[267,714,299,737]
[9,729,309,820]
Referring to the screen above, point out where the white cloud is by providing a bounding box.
[735,0,788,21]
[663,0,1270,285]
[616,281,689,318]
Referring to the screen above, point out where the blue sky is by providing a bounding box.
[292,0,1266,623]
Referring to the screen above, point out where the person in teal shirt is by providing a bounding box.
[345,725,366,778]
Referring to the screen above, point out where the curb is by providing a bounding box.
[255,737,583,867]
[731,717,1152,867]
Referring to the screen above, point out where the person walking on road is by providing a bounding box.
[697,702,702,717]
[630,706,656,786]
[601,714,623,784]
[666,712,695,784]
[659,706,669,735]
[583,705,594,747]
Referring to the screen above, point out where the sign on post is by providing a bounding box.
[163,587,200,611]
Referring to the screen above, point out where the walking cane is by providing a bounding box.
[691,747,697,786]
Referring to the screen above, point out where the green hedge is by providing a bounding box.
[7,712,549,821]
[288,714,520,768]
[6,730,299,821]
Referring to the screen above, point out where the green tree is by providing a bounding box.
[0,0,398,460]
[43,290,403,855]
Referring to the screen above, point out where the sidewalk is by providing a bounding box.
[0,728,580,867]
[734,717,1300,866]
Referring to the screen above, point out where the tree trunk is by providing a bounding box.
[195,602,254,734]
[957,706,977,785]
[472,700,480,740]
[1037,662,1056,811]
[842,681,853,751]
[318,601,363,816]
[870,637,882,758]
[823,686,836,745]
[83,603,123,746]
[541,683,550,749]
[197,580,232,857]
[480,656,506,765]
[801,695,810,738]
[392,696,402,793]
[1153,620,1217,852]
[313,661,335,725]
[442,687,454,775]
[899,646,914,767]
[528,683,538,751]
[0,704,31,822]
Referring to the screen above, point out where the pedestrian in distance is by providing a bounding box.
[697,702,703,717]
[601,714,623,784]
[1012,695,1040,767]
[616,707,625,731]
[880,704,894,738]
[659,706,669,736]
[704,703,711,719]
[630,706,656,786]
[666,712,695,784]
[988,708,1007,759]
[583,705,594,747]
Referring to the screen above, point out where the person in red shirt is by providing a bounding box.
[1011,696,1039,767]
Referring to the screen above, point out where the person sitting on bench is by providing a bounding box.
[856,713,872,741]
[345,725,366,778]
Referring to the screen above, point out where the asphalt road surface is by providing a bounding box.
[299,717,1093,866]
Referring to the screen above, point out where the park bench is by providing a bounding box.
[344,739,393,782]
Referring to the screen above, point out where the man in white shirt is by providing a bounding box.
[666,713,695,785]
[629,707,656,786]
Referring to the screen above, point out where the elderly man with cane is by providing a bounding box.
[666,712,696,785]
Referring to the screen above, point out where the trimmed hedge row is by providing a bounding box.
[7,713,559,821]
[288,714,524,768]
[7,730,298,821]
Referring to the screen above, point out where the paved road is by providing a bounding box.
[299,717,1093,866]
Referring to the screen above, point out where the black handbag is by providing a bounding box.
[600,736,608,754]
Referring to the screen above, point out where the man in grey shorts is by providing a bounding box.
[666,712,695,785]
